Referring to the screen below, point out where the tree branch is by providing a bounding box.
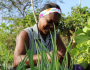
[31,0,37,23]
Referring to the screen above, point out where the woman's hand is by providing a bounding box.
[58,51,64,64]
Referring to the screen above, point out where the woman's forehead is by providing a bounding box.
[44,13,61,21]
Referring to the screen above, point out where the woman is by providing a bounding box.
[13,3,70,68]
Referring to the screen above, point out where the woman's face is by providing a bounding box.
[38,13,61,35]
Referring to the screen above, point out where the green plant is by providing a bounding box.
[69,18,90,69]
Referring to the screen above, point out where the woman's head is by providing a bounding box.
[39,3,61,18]
[38,3,61,36]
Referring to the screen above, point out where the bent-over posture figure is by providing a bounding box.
[13,3,70,68]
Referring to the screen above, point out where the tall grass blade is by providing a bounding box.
[35,40,41,70]
[0,59,4,70]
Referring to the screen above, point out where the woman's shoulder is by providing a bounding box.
[16,24,37,42]
[17,30,29,39]
[16,26,32,43]
[16,30,29,45]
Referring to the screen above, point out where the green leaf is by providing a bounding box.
[83,26,89,33]
[87,18,90,26]
[75,29,83,36]
[87,40,90,45]
[75,35,88,44]
[83,26,90,36]
[70,48,79,57]
[88,47,90,53]
[79,60,88,69]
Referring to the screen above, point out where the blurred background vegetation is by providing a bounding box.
[0,0,90,69]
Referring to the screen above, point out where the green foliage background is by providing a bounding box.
[0,9,39,67]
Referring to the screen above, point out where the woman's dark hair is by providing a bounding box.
[40,3,61,13]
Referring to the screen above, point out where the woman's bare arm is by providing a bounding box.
[13,30,39,67]
[56,34,71,67]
